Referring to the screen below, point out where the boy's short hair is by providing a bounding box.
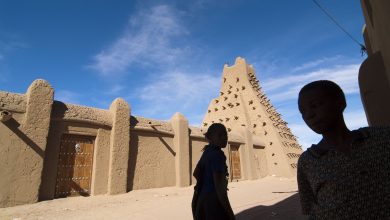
[299,80,346,105]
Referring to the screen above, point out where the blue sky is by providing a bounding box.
[0,0,367,149]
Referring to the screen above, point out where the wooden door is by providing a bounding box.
[55,134,95,198]
[230,145,241,180]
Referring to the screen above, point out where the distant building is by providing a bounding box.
[359,0,390,125]
[0,58,301,208]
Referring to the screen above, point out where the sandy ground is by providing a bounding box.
[0,176,306,220]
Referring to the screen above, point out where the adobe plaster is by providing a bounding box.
[0,58,302,207]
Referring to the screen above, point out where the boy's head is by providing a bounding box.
[298,80,346,134]
[205,123,228,148]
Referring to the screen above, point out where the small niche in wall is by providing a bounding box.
[227,128,232,132]
[264,130,268,135]
[236,77,239,82]
[220,91,224,96]
[208,110,211,113]
[252,107,256,110]
[203,122,208,126]
[215,99,219,103]
[228,90,232,94]
[236,103,240,106]
[225,117,230,122]
[234,116,239,120]
[257,114,261,118]
[272,153,275,156]
[253,124,257,128]
[236,88,239,92]
[222,106,226,110]
[242,86,245,90]
[263,122,266,126]
[214,108,218,112]
[224,77,226,82]
[224,96,228,101]
[219,119,223,122]
[229,85,233,89]
[249,100,253,105]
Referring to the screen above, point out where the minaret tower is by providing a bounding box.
[202,57,302,177]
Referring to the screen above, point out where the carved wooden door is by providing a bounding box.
[55,134,95,198]
[230,145,241,180]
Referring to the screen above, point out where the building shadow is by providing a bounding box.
[235,193,306,220]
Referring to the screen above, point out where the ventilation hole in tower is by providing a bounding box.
[228,90,232,94]
[236,77,239,82]
[214,108,218,112]
[249,100,253,105]
[234,116,239,120]
[264,131,268,135]
[236,103,240,106]
[229,85,232,89]
[252,107,256,110]
[220,92,224,96]
[227,128,232,132]
[263,122,266,126]
[253,124,257,128]
[236,88,239,92]
[257,114,261,118]
[225,118,230,121]
[234,94,238,98]
[222,106,226,110]
[242,86,245,90]
[270,142,273,145]
[224,96,228,101]
[272,153,275,156]
[208,110,211,113]
[219,119,223,122]
[203,122,208,126]
[215,99,219,103]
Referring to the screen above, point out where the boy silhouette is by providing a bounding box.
[297,80,390,219]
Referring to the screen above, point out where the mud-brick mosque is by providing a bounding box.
[0,57,302,207]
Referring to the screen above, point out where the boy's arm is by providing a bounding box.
[297,157,315,216]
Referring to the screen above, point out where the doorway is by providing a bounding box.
[54,134,95,198]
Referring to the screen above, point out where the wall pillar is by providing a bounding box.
[359,52,390,126]
[17,79,53,205]
[108,98,130,194]
[240,127,257,180]
[171,112,190,187]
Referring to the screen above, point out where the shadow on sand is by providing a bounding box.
[236,193,306,220]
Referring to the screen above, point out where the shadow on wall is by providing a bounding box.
[127,116,139,191]
[3,118,45,158]
[236,193,305,220]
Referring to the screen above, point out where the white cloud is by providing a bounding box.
[289,123,321,150]
[104,84,126,96]
[263,63,360,103]
[133,70,220,124]
[344,109,368,129]
[89,5,188,75]
[55,90,82,104]
[291,56,342,72]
